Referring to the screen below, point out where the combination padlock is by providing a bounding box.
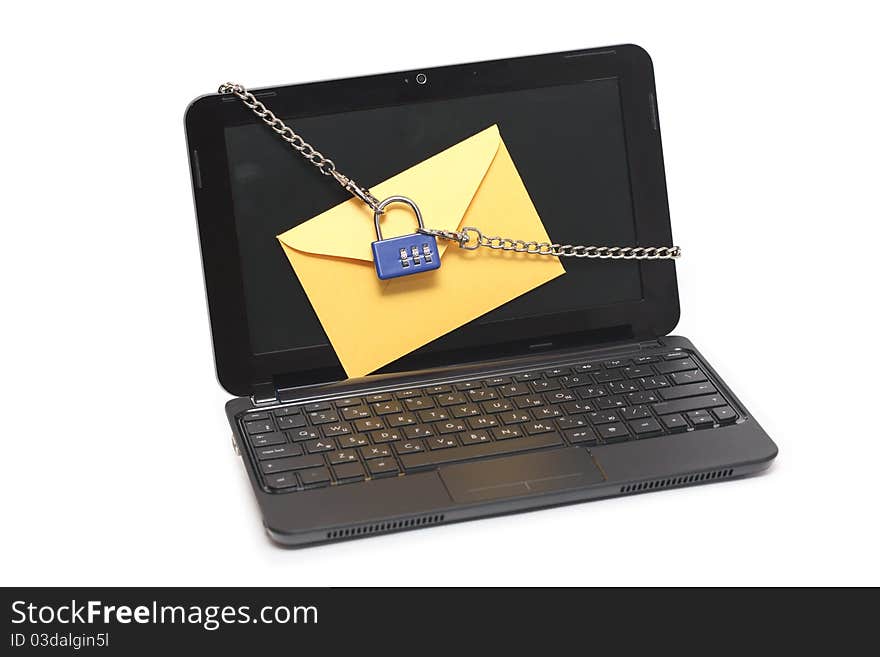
[370,196,441,280]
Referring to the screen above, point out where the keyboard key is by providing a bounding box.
[399,432,562,470]
[579,385,607,399]
[370,430,401,443]
[655,358,697,374]
[573,363,599,373]
[623,366,653,378]
[274,407,302,417]
[546,390,577,403]
[556,415,588,430]
[395,440,426,454]
[339,434,369,448]
[639,376,670,390]
[663,351,690,360]
[627,391,659,405]
[245,419,274,434]
[468,416,498,429]
[387,413,417,427]
[277,414,306,429]
[353,418,385,432]
[659,382,717,400]
[360,445,392,460]
[366,458,399,477]
[607,381,639,394]
[500,410,531,424]
[514,372,540,381]
[468,389,497,402]
[288,428,320,442]
[460,430,492,445]
[403,424,435,439]
[597,423,629,443]
[428,436,458,450]
[563,401,595,414]
[437,420,467,434]
[341,405,371,420]
[525,421,554,435]
[334,397,362,408]
[373,401,402,415]
[652,394,726,415]
[265,472,299,490]
[593,370,623,383]
[499,383,529,397]
[308,410,339,424]
[589,411,620,424]
[630,418,662,437]
[322,423,352,437]
[712,406,738,423]
[425,384,452,395]
[255,444,303,460]
[395,389,422,399]
[404,397,435,411]
[560,374,591,388]
[596,396,626,409]
[260,454,325,474]
[686,410,715,427]
[245,412,270,421]
[660,413,688,432]
[299,467,331,488]
[530,379,560,393]
[306,439,335,453]
[304,402,331,412]
[365,393,392,403]
[515,395,545,408]
[670,370,707,385]
[333,462,365,482]
[603,359,630,369]
[328,450,359,465]
[492,426,522,440]
[620,406,650,420]
[534,406,562,419]
[451,404,481,418]
[565,427,598,445]
[249,432,286,448]
[543,367,571,378]
[486,376,511,387]
[418,409,449,423]
[482,400,513,413]
[438,393,467,406]
[455,380,482,390]
[633,355,659,364]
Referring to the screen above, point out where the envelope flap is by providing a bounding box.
[277,125,502,262]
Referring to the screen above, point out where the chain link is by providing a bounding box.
[220,82,681,260]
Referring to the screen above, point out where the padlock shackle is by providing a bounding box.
[373,195,424,241]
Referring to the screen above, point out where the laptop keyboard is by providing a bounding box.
[239,349,740,492]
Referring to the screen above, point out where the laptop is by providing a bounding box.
[185,44,777,547]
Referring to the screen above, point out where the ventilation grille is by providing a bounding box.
[620,468,734,494]
[327,514,445,540]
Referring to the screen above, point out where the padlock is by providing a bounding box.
[370,196,441,280]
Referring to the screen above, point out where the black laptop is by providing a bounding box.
[185,44,777,547]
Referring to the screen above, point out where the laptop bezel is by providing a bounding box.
[185,44,679,396]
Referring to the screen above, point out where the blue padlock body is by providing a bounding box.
[371,233,441,280]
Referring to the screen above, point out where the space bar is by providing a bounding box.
[399,433,563,471]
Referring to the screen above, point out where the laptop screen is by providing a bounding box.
[224,76,641,365]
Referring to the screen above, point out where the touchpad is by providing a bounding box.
[439,448,605,504]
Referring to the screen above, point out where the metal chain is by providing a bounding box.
[421,227,681,259]
[219,82,681,260]
[218,82,382,212]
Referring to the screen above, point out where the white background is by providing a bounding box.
[2,1,878,586]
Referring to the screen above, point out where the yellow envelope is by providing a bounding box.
[277,125,565,378]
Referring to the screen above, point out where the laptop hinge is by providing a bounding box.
[250,381,279,406]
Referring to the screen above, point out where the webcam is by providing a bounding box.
[415,73,427,85]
